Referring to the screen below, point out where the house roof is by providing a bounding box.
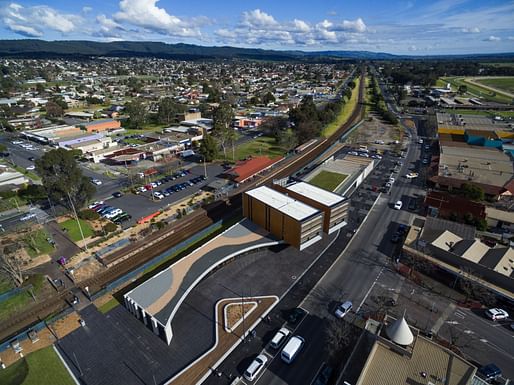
[425,191,486,219]
[229,156,284,183]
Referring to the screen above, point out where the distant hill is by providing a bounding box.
[0,39,512,61]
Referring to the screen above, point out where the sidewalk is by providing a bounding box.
[0,205,29,218]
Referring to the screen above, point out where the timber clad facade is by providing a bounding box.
[274,182,349,234]
[243,186,324,250]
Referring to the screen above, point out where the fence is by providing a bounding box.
[0,284,33,305]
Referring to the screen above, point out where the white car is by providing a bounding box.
[388,177,395,184]
[394,201,403,210]
[270,327,290,349]
[153,191,164,200]
[405,172,419,179]
[335,301,353,318]
[90,179,102,185]
[485,308,509,321]
[243,354,268,381]
[104,209,123,219]
[26,165,35,171]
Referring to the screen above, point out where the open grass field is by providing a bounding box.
[474,77,514,95]
[60,218,94,242]
[24,229,53,258]
[441,77,512,104]
[323,77,361,138]
[231,135,285,161]
[0,346,74,385]
[0,275,45,321]
[310,170,347,191]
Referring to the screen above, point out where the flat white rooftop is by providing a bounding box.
[287,181,345,207]
[246,186,319,221]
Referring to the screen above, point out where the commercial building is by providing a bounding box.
[227,156,284,184]
[404,217,514,300]
[243,186,324,250]
[81,119,121,133]
[344,315,477,385]
[274,181,349,234]
[0,166,29,188]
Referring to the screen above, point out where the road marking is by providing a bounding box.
[356,266,384,313]
[309,362,327,385]
[464,330,474,334]
[445,320,459,325]
[480,338,488,343]
[432,303,456,333]
[454,310,466,319]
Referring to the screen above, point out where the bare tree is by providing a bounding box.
[0,248,24,287]
[325,318,354,360]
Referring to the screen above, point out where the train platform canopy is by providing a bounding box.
[227,156,284,183]
[124,219,278,344]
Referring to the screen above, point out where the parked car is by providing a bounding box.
[334,301,352,318]
[90,178,102,185]
[477,363,502,382]
[20,213,36,221]
[394,201,403,210]
[26,165,35,171]
[405,172,419,179]
[243,354,268,381]
[485,308,509,321]
[270,327,291,349]
[288,308,306,324]
[112,191,123,198]
[281,335,305,364]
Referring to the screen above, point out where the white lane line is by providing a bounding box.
[356,266,384,313]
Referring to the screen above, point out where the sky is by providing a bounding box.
[0,0,514,55]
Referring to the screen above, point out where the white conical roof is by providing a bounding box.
[386,316,414,346]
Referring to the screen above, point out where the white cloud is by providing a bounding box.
[292,19,310,33]
[4,19,42,37]
[114,0,201,37]
[508,36,514,41]
[1,3,80,37]
[339,18,367,33]
[241,9,278,28]
[484,35,501,42]
[82,6,92,14]
[95,14,125,38]
[461,27,480,33]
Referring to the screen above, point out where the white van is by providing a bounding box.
[280,335,305,364]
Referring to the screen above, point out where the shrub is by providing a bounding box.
[78,209,100,220]
[103,222,118,233]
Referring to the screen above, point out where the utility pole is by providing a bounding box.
[66,190,88,251]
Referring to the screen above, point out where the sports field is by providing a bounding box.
[440,77,513,104]
[473,77,514,95]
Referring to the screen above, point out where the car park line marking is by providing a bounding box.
[309,362,327,385]
[356,266,384,314]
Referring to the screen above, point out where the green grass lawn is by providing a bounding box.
[24,229,53,258]
[474,77,514,95]
[123,137,146,145]
[0,346,75,385]
[0,277,13,293]
[309,171,348,191]
[0,275,45,321]
[323,77,361,138]
[97,297,120,314]
[60,218,94,242]
[0,291,32,321]
[230,136,286,161]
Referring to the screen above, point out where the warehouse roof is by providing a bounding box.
[246,186,320,221]
[286,181,345,207]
